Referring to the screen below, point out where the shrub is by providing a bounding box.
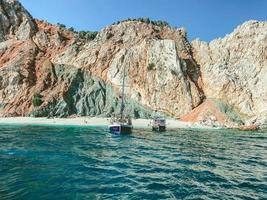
[57,23,76,33]
[68,27,75,32]
[147,63,156,70]
[171,69,178,76]
[57,23,66,29]
[78,31,86,38]
[112,18,170,28]
[151,20,170,28]
[86,31,98,40]
[32,93,43,107]
[136,17,150,24]
[78,31,98,41]
[41,59,53,73]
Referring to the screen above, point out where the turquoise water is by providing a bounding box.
[0,125,266,200]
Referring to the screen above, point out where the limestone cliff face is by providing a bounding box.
[0,0,203,118]
[0,0,266,126]
[52,21,204,117]
[0,0,75,116]
[192,21,267,125]
[0,0,36,41]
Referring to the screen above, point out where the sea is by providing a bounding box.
[0,125,266,199]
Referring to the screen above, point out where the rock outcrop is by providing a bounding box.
[180,99,243,127]
[192,20,267,125]
[0,0,266,127]
[52,21,204,117]
[0,0,203,119]
[0,0,37,41]
[31,63,152,118]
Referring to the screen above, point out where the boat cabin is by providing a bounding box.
[152,117,166,132]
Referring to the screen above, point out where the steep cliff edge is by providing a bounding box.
[191,20,267,125]
[0,0,203,118]
[0,0,266,127]
[52,21,204,117]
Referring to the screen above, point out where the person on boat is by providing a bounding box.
[127,115,132,125]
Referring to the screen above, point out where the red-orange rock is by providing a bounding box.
[239,125,259,131]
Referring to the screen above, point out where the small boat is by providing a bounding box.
[109,64,133,134]
[109,116,133,134]
[150,71,166,132]
[152,116,166,132]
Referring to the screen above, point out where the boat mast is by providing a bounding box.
[153,68,158,116]
[120,64,126,119]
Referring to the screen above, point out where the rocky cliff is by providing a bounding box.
[0,0,266,127]
[191,21,267,126]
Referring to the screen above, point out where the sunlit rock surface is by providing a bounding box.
[192,20,267,125]
[0,0,266,127]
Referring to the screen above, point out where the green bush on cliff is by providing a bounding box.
[147,63,156,70]
[41,59,53,73]
[112,18,170,28]
[57,23,66,29]
[56,23,76,33]
[137,17,150,24]
[171,69,178,76]
[86,31,98,40]
[32,93,43,107]
[78,31,98,41]
[68,27,75,32]
[151,20,169,28]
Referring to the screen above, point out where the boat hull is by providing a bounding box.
[109,124,133,134]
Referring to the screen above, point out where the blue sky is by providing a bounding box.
[20,0,267,41]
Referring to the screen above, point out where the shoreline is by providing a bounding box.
[0,117,219,130]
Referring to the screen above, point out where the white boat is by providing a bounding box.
[109,119,133,135]
[150,68,166,132]
[152,116,166,132]
[109,64,133,134]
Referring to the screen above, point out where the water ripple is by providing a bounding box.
[0,125,266,199]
